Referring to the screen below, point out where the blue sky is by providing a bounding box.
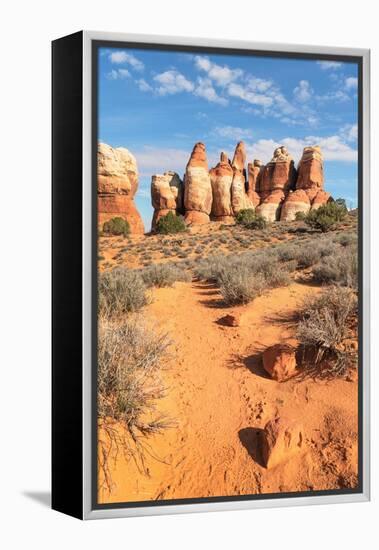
[98,47,358,230]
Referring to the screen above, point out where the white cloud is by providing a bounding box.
[109,51,144,71]
[194,56,243,86]
[194,77,228,105]
[134,146,190,176]
[316,90,350,103]
[340,123,358,142]
[136,78,153,92]
[248,135,357,164]
[317,61,343,70]
[345,76,358,90]
[293,80,313,103]
[107,68,131,80]
[153,70,194,95]
[227,82,273,107]
[214,126,254,140]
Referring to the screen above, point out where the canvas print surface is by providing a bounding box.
[95,43,360,506]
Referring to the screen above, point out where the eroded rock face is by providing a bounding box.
[260,146,296,200]
[184,142,212,224]
[261,416,305,469]
[98,142,144,234]
[209,152,234,222]
[247,160,263,207]
[256,190,285,222]
[231,142,253,213]
[296,146,324,202]
[280,190,311,222]
[262,343,299,381]
[151,171,183,229]
[311,189,331,210]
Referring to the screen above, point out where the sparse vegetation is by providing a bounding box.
[155,211,187,234]
[297,286,357,377]
[304,201,348,232]
[99,268,148,317]
[236,209,267,229]
[98,316,172,489]
[312,245,358,289]
[103,217,130,237]
[140,263,191,288]
[219,267,265,305]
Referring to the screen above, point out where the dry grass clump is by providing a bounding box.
[195,250,292,305]
[98,316,172,490]
[219,267,265,305]
[297,286,357,377]
[312,245,358,289]
[99,268,148,317]
[140,263,191,288]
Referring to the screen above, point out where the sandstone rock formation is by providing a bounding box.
[261,416,305,469]
[247,160,263,207]
[209,152,234,222]
[280,189,311,222]
[256,189,286,222]
[184,143,213,225]
[231,142,253,214]
[296,146,324,202]
[151,171,183,229]
[147,139,334,228]
[260,146,296,201]
[262,343,298,382]
[98,142,144,234]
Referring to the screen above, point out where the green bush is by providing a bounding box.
[103,217,130,236]
[304,201,347,232]
[99,268,148,317]
[155,211,186,234]
[236,209,267,229]
[295,211,307,221]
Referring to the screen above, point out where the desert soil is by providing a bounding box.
[98,277,358,504]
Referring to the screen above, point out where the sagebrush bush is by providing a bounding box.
[140,263,191,288]
[155,211,186,234]
[312,245,358,289]
[99,268,148,317]
[297,286,357,376]
[103,217,130,236]
[219,267,265,305]
[98,317,172,487]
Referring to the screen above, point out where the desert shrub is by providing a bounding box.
[98,317,172,488]
[236,209,267,229]
[334,232,357,247]
[277,243,299,262]
[312,245,358,289]
[219,267,265,305]
[155,211,186,234]
[295,211,307,221]
[297,286,357,377]
[304,201,347,232]
[103,217,130,237]
[140,263,190,288]
[99,268,148,317]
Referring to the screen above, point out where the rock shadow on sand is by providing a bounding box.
[238,427,266,467]
[227,350,271,379]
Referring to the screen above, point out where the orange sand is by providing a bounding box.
[98,280,358,503]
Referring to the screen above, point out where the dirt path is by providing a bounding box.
[99,280,358,503]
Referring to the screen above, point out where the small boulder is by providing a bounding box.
[262,343,298,382]
[261,416,305,469]
[219,312,248,327]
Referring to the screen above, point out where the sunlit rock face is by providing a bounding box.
[231,142,254,214]
[151,171,183,229]
[280,189,311,221]
[209,152,234,222]
[97,142,144,234]
[184,142,213,225]
[260,146,297,201]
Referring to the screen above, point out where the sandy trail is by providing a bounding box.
[99,279,358,504]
